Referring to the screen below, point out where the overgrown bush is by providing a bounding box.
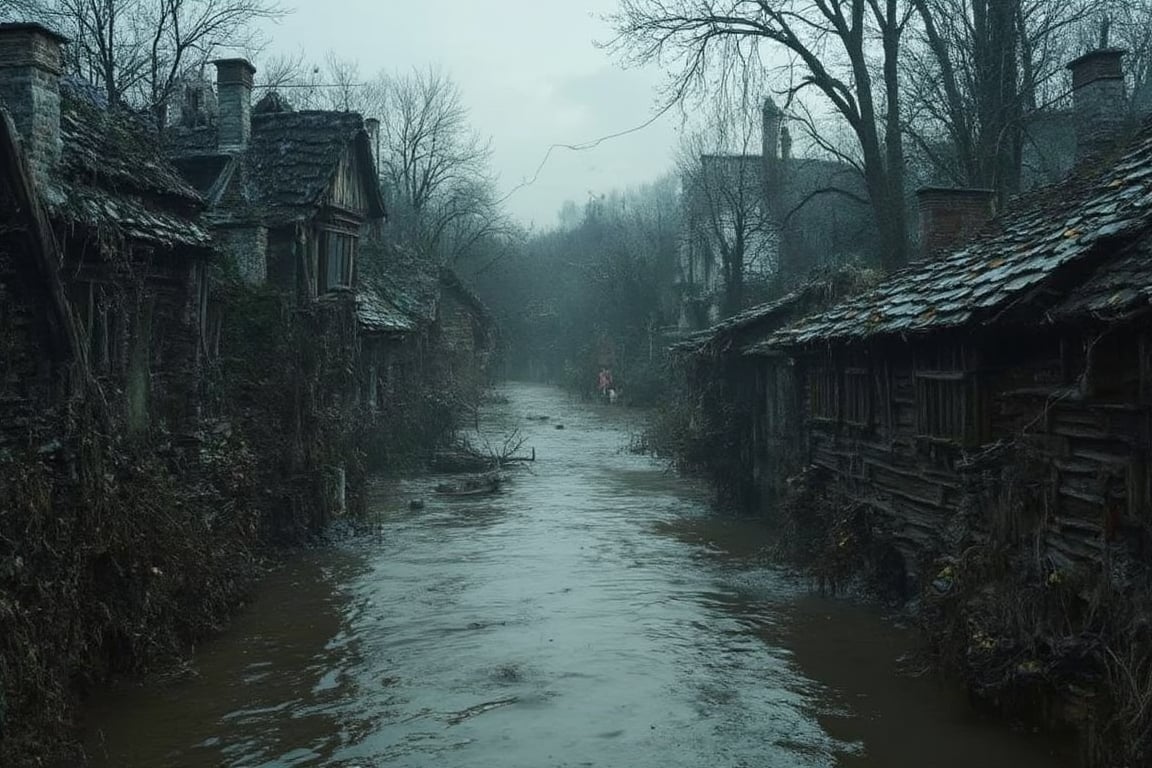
[637,358,755,506]
[0,429,261,766]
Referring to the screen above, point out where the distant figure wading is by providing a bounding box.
[597,368,614,403]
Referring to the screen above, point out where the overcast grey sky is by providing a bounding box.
[258,1,681,229]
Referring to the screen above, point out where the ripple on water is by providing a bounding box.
[83,383,1075,768]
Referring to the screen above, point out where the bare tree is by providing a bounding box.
[902,0,1103,200]
[1104,1,1152,111]
[613,0,914,271]
[28,0,283,122]
[678,94,775,315]
[377,67,510,265]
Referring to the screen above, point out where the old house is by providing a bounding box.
[677,98,874,328]
[435,266,496,387]
[356,247,494,408]
[668,267,875,504]
[0,23,212,446]
[164,60,386,526]
[757,48,1152,578]
[165,61,385,298]
[354,244,436,414]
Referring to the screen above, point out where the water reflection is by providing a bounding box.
[85,383,1073,767]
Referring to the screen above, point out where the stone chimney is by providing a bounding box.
[1067,48,1127,162]
[213,58,255,151]
[365,116,380,165]
[762,97,782,162]
[917,187,995,257]
[0,23,68,181]
[176,76,217,128]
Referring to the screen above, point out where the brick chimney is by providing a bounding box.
[762,97,782,162]
[917,187,995,257]
[213,58,255,151]
[0,23,68,182]
[1067,48,1127,162]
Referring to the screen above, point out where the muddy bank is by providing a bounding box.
[83,383,1073,767]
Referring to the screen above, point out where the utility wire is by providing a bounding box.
[496,100,678,205]
[253,82,370,89]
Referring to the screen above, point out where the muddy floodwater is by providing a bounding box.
[85,383,1075,767]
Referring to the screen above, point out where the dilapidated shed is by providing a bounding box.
[0,23,213,443]
[762,49,1152,575]
[669,267,876,504]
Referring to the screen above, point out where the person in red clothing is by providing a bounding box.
[597,368,613,398]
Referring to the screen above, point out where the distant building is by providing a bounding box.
[677,97,875,329]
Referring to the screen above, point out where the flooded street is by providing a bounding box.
[86,383,1073,767]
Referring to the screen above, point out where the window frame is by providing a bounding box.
[914,369,971,444]
[808,360,840,422]
[316,227,358,294]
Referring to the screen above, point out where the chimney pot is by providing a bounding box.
[917,187,995,258]
[1067,48,1127,162]
[213,57,255,151]
[0,22,68,181]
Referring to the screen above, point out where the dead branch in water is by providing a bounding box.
[428,429,534,473]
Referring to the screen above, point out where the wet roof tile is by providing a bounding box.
[770,122,1152,347]
[47,91,211,249]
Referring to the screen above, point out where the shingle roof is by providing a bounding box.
[356,284,418,334]
[357,245,439,334]
[438,266,495,331]
[770,122,1152,348]
[166,107,385,226]
[45,91,211,249]
[675,267,880,357]
[1055,239,1152,321]
[673,291,810,356]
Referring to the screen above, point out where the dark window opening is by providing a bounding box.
[915,372,968,441]
[809,364,839,421]
[318,229,356,294]
[844,366,872,426]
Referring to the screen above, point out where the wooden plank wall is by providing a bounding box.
[776,327,1151,573]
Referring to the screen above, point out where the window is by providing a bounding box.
[318,229,356,293]
[809,363,839,420]
[915,371,968,441]
[844,365,872,426]
[764,363,795,436]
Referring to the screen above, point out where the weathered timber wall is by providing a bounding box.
[779,326,1152,575]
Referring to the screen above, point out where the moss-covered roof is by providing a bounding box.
[166,106,385,226]
[357,245,439,334]
[43,90,211,249]
[770,120,1152,348]
[675,267,879,357]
